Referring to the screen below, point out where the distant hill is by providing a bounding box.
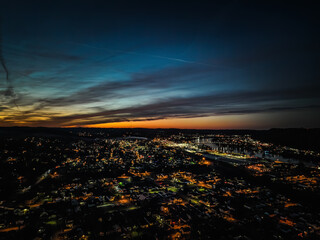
[251,128,320,152]
[0,127,319,151]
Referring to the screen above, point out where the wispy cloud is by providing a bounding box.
[2,35,320,127]
[3,85,319,127]
[70,42,213,66]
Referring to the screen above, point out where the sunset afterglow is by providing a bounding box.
[0,1,319,128]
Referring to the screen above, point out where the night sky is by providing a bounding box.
[0,0,319,129]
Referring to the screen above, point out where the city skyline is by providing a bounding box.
[1,1,320,129]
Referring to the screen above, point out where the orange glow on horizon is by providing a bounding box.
[79,116,261,129]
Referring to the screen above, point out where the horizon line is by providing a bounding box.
[0,126,317,131]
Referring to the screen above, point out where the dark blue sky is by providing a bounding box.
[0,0,319,128]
